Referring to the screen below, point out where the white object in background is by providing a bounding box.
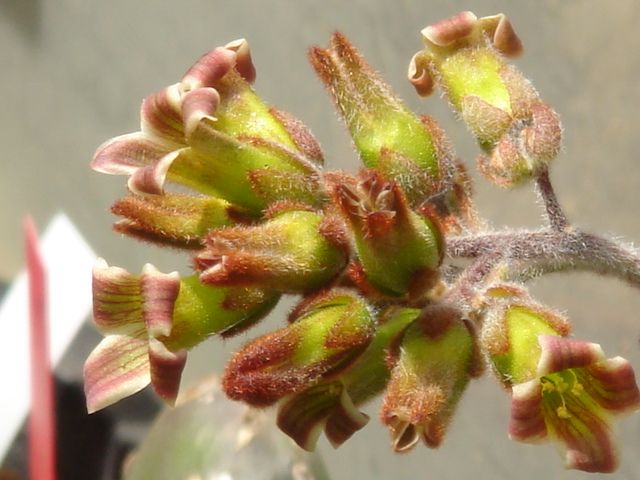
[0,213,95,459]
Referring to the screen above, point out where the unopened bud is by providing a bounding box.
[223,290,375,407]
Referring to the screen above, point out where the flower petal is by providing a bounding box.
[421,11,477,47]
[127,149,184,195]
[91,132,173,175]
[139,83,185,144]
[84,331,150,413]
[225,38,256,84]
[583,357,640,413]
[509,380,547,442]
[181,87,221,138]
[181,47,236,92]
[148,338,187,406]
[140,264,180,338]
[92,258,143,335]
[537,335,605,376]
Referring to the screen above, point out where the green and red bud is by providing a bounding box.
[381,304,479,451]
[332,171,443,297]
[195,208,349,292]
[480,292,640,473]
[277,307,420,450]
[92,39,324,214]
[409,12,562,187]
[111,192,247,249]
[309,32,453,204]
[84,260,279,412]
[222,290,376,407]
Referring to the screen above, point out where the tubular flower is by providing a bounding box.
[92,39,323,214]
[277,307,419,450]
[381,304,480,451]
[409,12,562,187]
[195,208,349,292]
[332,170,443,298]
[310,32,454,204]
[482,300,640,473]
[84,260,279,412]
[222,290,375,407]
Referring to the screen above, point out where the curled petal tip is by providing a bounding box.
[91,132,170,175]
[127,149,182,195]
[482,14,523,58]
[181,47,236,92]
[148,338,187,405]
[181,87,221,138]
[225,38,257,84]
[408,52,434,97]
[421,11,478,46]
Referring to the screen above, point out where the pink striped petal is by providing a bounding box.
[509,380,547,442]
[127,149,184,195]
[421,11,477,46]
[478,14,523,58]
[584,357,640,413]
[140,264,180,338]
[181,47,236,92]
[84,332,150,413]
[140,83,185,144]
[537,335,605,376]
[148,338,187,406]
[91,132,172,174]
[92,258,144,335]
[181,87,221,138]
[225,38,256,84]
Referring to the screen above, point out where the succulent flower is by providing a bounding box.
[409,11,562,187]
[381,304,480,450]
[482,297,640,473]
[85,13,640,474]
[84,260,278,412]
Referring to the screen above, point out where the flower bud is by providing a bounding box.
[277,307,419,450]
[332,171,443,297]
[409,12,562,187]
[195,208,349,292]
[381,304,478,451]
[92,40,323,213]
[84,260,279,412]
[310,32,453,203]
[111,192,247,248]
[481,293,640,473]
[222,290,375,407]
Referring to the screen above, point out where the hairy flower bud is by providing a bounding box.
[222,290,375,407]
[195,208,349,292]
[84,260,278,412]
[92,40,323,214]
[277,307,419,450]
[111,192,247,248]
[381,304,478,451]
[409,12,562,187]
[332,171,443,297]
[310,32,453,203]
[481,293,640,472]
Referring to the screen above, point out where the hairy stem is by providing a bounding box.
[447,230,640,288]
[535,169,568,231]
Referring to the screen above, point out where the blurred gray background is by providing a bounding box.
[1,0,639,478]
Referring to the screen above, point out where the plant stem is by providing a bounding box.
[535,169,568,231]
[447,229,640,288]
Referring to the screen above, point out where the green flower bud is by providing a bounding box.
[310,32,452,203]
[409,12,562,187]
[277,307,419,450]
[222,290,376,407]
[196,208,349,292]
[333,171,443,297]
[381,304,479,451]
[111,192,248,248]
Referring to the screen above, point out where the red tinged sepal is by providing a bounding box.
[222,290,375,407]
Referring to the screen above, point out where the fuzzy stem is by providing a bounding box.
[535,169,568,231]
[447,230,640,288]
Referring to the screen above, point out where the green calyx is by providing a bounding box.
[491,306,559,385]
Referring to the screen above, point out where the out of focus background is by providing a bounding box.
[1,1,639,479]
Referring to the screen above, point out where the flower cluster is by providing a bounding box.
[85,12,639,473]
